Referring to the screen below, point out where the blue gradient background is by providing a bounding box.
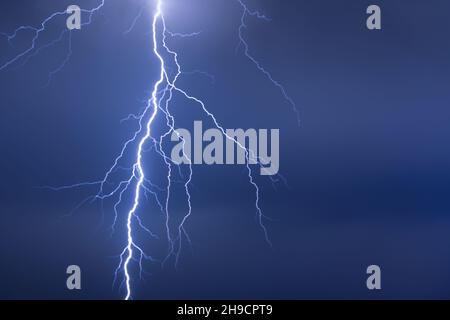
[1,0,450,299]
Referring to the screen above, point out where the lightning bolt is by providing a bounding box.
[1,0,298,300]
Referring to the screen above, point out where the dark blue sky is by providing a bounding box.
[1,0,450,299]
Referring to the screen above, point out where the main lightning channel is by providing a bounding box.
[122,0,164,300]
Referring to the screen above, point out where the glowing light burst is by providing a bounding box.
[1,0,299,300]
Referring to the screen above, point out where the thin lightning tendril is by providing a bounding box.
[236,0,300,126]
